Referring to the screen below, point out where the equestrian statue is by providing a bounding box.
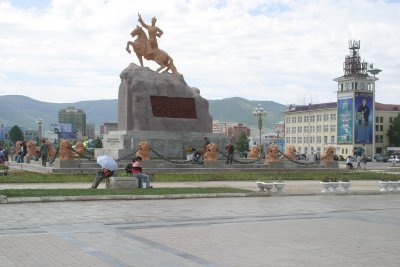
[126,14,179,75]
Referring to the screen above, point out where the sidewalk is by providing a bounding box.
[0,180,391,193]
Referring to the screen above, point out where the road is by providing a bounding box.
[0,194,399,266]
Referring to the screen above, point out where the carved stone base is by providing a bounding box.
[323,162,339,168]
[52,159,78,168]
[267,161,285,169]
[106,176,139,189]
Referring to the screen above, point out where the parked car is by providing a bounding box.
[387,155,400,163]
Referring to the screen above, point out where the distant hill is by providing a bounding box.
[0,95,285,133]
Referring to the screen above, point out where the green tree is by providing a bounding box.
[9,125,24,144]
[236,132,249,157]
[93,136,103,148]
[387,113,400,146]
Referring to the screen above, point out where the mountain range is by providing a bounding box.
[0,95,286,133]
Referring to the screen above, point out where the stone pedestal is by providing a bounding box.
[118,63,212,132]
[95,131,228,160]
[267,161,285,169]
[106,176,139,189]
[323,161,339,168]
[52,159,78,168]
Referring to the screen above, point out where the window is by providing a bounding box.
[330,114,336,120]
[298,126,302,133]
[304,126,309,133]
[375,125,379,131]
[310,136,315,143]
[390,117,393,123]
[316,136,321,143]
[304,137,309,143]
[298,137,302,143]
[297,147,302,153]
[380,125,383,131]
[375,117,379,123]
[380,135,383,143]
[311,126,315,133]
[317,115,322,122]
[292,137,296,143]
[304,116,309,122]
[287,127,291,134]
[304,147,308,154]
[316,125,322,133]
[310,115,315,122]
[292,117,296,123]
[323,125,329,132]
[292,127,296,134]
[324,114,329,121]
[286,137,290,143]
[331,136,335,143]
[330,125,336,132]
[380,117,383,123]
[298,116,302,123]
[286,117,290,124]
[324,136,328,144]
[317,147,321,153]
[375,135,379,143]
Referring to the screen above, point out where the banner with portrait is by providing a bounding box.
[337,93,353,144]
[354,92,373,144]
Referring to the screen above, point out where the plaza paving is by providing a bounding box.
[0,194,399,266]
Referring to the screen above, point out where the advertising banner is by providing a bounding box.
[52,123,72,133]
[337,93,353,144]
[354,92,373,144]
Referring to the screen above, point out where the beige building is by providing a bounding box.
[285,40,400,158]
[285,102,400,157]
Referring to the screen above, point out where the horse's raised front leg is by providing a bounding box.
[126,41,133,53]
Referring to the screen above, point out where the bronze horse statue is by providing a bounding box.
[126,26,179,75]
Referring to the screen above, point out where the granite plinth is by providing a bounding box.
[95,130,229,159]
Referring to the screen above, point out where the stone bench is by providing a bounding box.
[106,176,139,189]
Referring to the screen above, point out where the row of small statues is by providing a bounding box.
[13,140,88,161]
[135,141,336,162]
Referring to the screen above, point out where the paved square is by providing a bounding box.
[0,195,399,266]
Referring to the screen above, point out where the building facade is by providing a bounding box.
[58,107,87,136]
[285,40,399,158]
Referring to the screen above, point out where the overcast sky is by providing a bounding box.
[1,0,399,105]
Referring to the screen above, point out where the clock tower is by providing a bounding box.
[334,40,379,157]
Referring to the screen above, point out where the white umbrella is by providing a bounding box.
[97,155,118,171]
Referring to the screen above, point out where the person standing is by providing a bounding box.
[39,139,49,167]
[356,155,362,169]
[131,156,152,189]
[361,155,368,170]
[225,142,234,164]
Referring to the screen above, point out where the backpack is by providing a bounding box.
[125,163,133,174]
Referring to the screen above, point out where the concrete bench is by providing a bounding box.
[106,176,139,189]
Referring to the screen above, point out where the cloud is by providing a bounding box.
[0,0,399,105]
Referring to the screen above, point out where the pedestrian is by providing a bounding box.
[39,139,49,167]
[204,136,210,149]
[361,155,368,170]
[225,142,234,164]
[356,155,361,169]
[346,156,353,169]
[131,156,152,189]
[91,168,114,189]
[0,148,4,164]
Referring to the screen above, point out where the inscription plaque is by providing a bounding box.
[150,96,197,119]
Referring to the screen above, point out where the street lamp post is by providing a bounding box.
[253,104,267,151]
[35,118,44,141]
[368,64,382,160]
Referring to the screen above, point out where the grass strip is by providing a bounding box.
[0,187,251,198]
[0,171,398,183]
